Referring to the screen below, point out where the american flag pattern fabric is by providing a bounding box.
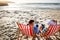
[46,25,60,37]
[17,23,33,36]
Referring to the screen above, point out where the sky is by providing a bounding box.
[8,0,60,3]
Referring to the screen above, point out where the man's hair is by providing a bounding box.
[29,20,34,24]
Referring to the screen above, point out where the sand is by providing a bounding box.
[0,9,60,40]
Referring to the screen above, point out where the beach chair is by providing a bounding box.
[16,22,33,40]
[16,22,60,40]
[40,25,60,39]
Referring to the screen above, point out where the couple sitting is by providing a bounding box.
[27,20,45,40]
[27,19,57,40]
[17,19,57,40]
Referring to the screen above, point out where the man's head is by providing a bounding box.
[29,20,34,27]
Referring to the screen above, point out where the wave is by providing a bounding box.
[0,3,60,10]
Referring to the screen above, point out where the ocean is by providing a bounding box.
[0,3,60,10]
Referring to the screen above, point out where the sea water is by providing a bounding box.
[0,3,60,10]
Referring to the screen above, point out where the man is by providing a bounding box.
[24,20,35,39]
[16,20,34,40]
[28,20,35,36]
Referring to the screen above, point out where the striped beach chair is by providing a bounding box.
[41,25,60,38]
[16,22,33,40]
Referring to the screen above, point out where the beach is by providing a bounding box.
[0,7,60,40]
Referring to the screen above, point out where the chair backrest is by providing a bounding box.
[16,23,33,36]
[44,25,60,38]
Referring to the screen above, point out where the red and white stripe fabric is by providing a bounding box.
[46,25,60,37]
[17,23,33,36]
[17,23,60,38]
